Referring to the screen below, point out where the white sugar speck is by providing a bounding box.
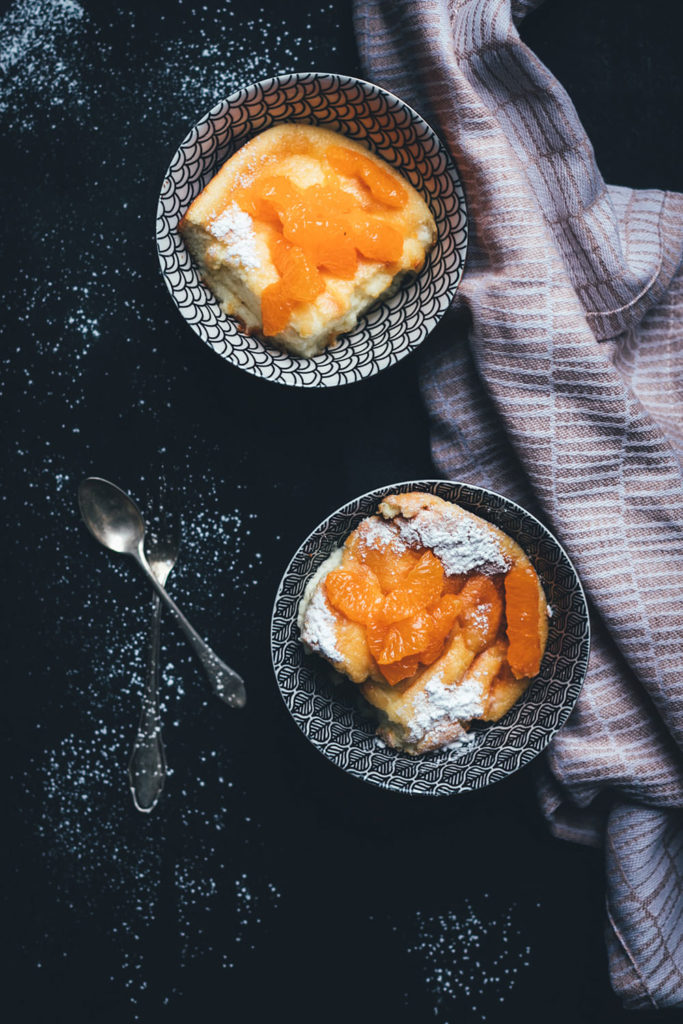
[404,899,536,1021]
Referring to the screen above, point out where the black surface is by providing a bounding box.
[2,1,682,1022]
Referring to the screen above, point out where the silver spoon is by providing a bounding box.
[77,476,247,710]
[128,529,179,813]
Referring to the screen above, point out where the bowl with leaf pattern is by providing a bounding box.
[271,479,590,794]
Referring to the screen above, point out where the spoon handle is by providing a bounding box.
[134,546,247,709]
[128,593,167,812]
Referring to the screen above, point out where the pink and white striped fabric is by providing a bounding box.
[354,0,683,1008]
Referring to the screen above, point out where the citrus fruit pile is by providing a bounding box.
[233,145,409,336]
[323,531,544,686]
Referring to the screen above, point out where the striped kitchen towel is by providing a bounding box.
[354,0,683,1009]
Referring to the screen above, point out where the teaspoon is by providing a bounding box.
[128,529,179,814]
[77,476,247,709]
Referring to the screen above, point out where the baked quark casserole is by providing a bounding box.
[298,492,550,755]
[179,124,436,357]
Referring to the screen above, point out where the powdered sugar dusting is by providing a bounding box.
[469,601,493,634]
[2,0,345,404]
[410,671,486,742]
[299,549,343,662]
[1,1,343,138]
[357,515,407,552]
[394,506,509,576]
[301,585,342,663]
[210,204,260,271]
[0,0,94,130]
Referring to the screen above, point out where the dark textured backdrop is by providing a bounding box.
[2,1,681,1021]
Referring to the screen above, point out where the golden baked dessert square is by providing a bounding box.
[298,492,550,755]
[179,124,437,357]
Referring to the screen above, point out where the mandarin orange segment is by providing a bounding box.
[260,174,299,207]
[261,281,293,336]
[255,175,299,222]
[240,191,281,225]
[306,182,357,215]
[314,241,359,279]
[375,612,433,665]
[347,213,404,263]
[261,236,324,335]
[325,564,382,625]
[504,564,543,679]
[458,574,504,653]
[326,145,408,208]
[365,619,390,662]
[378,550,445,624]
[356,543,422,593]
[231,187,259,221]
[305,234,358,278]
[270,238,324,303]
[379,656,420,686]
[420,594,461,665]
[281,202,359,279]
[234,175,298,225]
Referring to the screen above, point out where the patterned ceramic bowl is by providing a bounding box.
[271,480,590,795]
[156,72,467,387]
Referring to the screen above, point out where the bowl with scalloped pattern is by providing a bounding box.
[271,480,590,795]
[156,72,467,388]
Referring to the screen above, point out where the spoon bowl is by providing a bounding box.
[77,477,145,554]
